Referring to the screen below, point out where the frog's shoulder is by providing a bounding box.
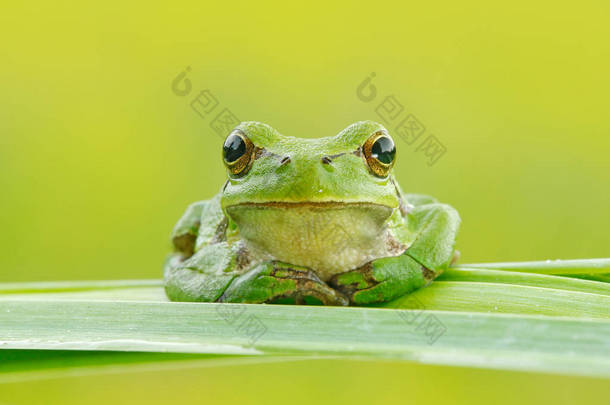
[171,193,224,257]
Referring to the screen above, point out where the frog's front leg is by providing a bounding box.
[330,201,460,305]
[165,250,348,305]
[164,242,238,302]
[164,197,238,302]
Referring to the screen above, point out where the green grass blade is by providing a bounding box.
[1,258,609,379]
[0,350,318,384]
[2,276,609,318]
[383,281,610,319]
[439,268,610,296]
[456,258,610,275]
[0,297,609,377]
[0,279,162,294]
[568,274,610,283]
[0,350,211,374]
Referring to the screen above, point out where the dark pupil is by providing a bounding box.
[223,134,246,162]
[371,137,396,164]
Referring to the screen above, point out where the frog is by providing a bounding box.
[163,121,460,306]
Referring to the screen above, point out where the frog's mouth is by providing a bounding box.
[229,201,391,209]
[225,201,405,281]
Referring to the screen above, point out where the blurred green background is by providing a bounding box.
[1,0,609,403]
[1,0,609,283]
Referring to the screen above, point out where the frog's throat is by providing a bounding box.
[225,202,406,281]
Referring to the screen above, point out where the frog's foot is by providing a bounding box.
[219,261,349,306]
[329,254,434,305]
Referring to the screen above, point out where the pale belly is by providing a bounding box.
[225,202,407,281]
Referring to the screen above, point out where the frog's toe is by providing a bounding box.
[219,262,348,306]
[329,263,379,304]
[267,267,349,306]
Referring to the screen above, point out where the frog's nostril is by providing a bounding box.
[321,153,345,165]
[280,156,291,166]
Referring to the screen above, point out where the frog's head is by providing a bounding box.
[219,121,405,277]
[221,120,400,208]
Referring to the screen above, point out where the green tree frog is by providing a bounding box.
[164,121,460,305]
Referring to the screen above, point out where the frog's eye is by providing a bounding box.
[223,130,254,176]
[363,131,396,177]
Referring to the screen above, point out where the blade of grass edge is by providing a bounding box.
[439,268,610,296]
[456,258,610,275]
